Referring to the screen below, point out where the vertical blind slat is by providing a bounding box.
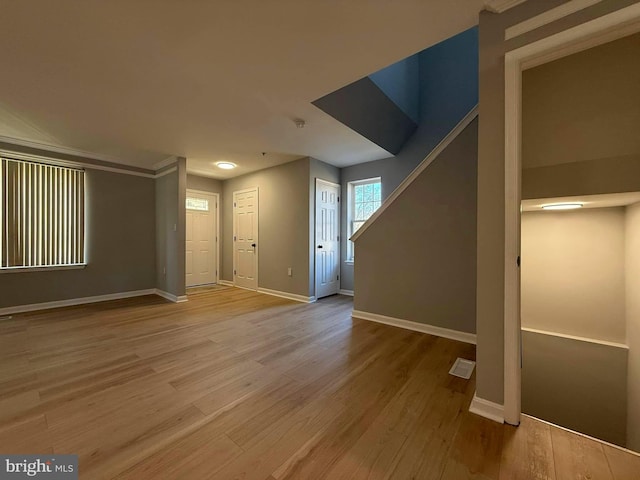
[0,158,84,268]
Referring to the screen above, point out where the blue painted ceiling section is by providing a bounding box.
[312,26,478,159]
[368,55,421,124]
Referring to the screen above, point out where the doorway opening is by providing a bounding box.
[504,3,640,449]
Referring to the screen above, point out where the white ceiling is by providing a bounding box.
[0,1,485,179]
[522,192,640,212]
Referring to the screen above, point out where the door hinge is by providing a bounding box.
[337,235,340,241]
[337,275,340,280]
[234,202,236,207]
[517,256,521,267]
[234,269,237,275]
[337,196,340,202]
[234,235,237,241]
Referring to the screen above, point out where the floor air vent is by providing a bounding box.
[449,358,476,379]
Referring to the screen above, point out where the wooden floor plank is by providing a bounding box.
[551,427,614,480]
[0,286,637,479]
[499,415,556,480]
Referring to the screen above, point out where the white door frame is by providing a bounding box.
[314,178,341,299]
[186,189,220,285]
[232,187,259,289]
[503,2,640,426]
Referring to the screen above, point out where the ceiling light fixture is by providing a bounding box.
[541,203,583,211]
[215,161,236,170]
[294,119,306,129]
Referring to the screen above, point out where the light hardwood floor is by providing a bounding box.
[0,286,638,479]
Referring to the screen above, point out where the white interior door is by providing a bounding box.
[185,191,217,287]
[233,188,258,290]
[315,179,340,299]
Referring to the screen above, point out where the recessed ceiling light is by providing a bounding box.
[215,162,236,170]
[541,203,583,210]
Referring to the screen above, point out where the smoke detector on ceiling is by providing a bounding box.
[294,119,306,129]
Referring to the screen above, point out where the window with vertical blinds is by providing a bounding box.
[0,157,85,269]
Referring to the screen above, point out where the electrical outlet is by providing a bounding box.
[287,267,292,277]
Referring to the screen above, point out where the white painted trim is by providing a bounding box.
[521,414,640,458]
[218,280,234,287]
[506,0,603,40]
[350,105,478,242]
[153,155,179,171]
[257,287,316,304]
[0,264,86,274]
[0,135,154,172]
[186,189,220,285]
[339,289,354,296]
[155,166,177,178]
[469,393,505,424]
[0,289,157,315]
[522,327,628,350]
[233,187,259,291]
[155,289,188,303]
[503,2,640,429]
[351,310,476,345]
[315,178,341,300]
[484,0,527,14]
[0,147,156,178]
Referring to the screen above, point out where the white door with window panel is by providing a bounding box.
[185,191,217,287]
[315,179,340,299]
[233,188,258,290]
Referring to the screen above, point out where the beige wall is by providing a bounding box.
[523,154,640,200]
[221,157,311,297]
[0,167,157,308]
[353,120,477,333]
[155,168,180,295]
[187,174,222,195]
[522,330,628,447]
[522,32,640,169]
[477,0,638,405]
[626,202,640,451]
[521,208,626,343]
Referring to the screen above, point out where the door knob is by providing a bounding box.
[317,245,323,249]
[251,243,256,248]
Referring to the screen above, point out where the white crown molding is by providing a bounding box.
[154,155,179,171]
[506,0,604,40]
[469,393,505,423]
[351,310,476,345]
[0,289,157,316]
[257,287,317,304]
[350,105,478,243]
[338,289,354,296]
[484,0,527,14]
[0,134,154,170]
[155,289,188,303]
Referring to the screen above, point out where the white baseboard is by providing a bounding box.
[155,289,188,303]
[351,310,476,345]
[339,289,354,296]
[218,280,234,287]
[469,393,505,424]
[0,289,157,315]
[257,287,316,304]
